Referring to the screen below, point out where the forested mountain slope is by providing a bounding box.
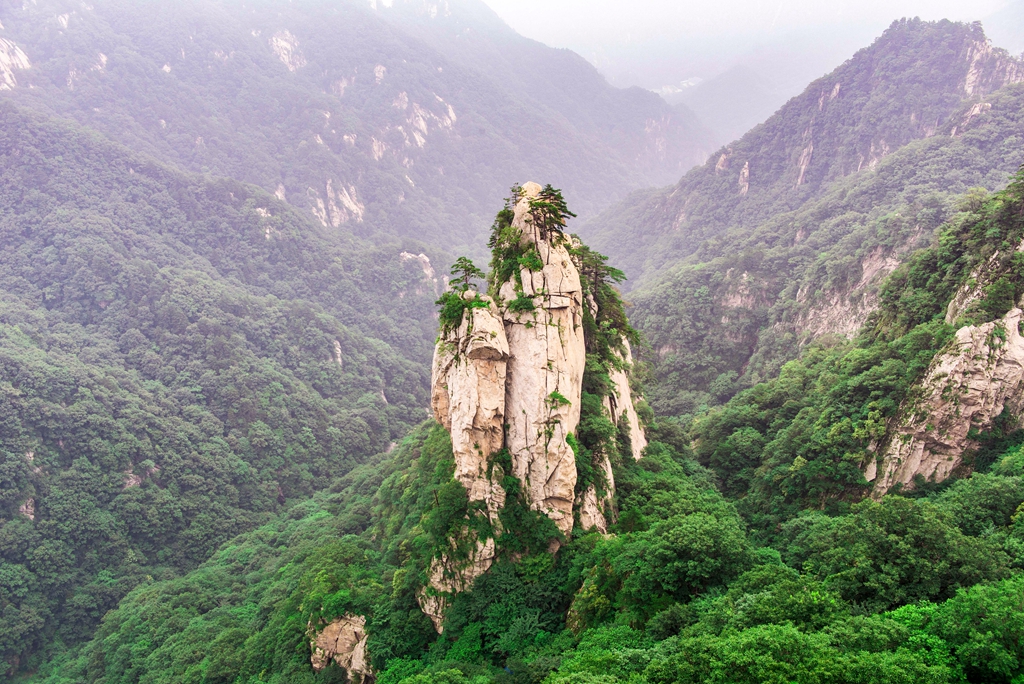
[581,20,1024,415]
[0,100,442,672]
[0,0,713,255]
[372,0,711,180]
[28,182,1024,684]
[691,169,1024,520]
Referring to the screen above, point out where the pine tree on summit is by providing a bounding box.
[450,257,485,292]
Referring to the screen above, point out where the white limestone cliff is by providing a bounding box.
[576,342,647,534]
[0,38,31,90]
[423,294,509,626]
[603,342,648,463]
[431,294,509,513]
[870,307,1024,496]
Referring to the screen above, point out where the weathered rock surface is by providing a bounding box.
[418,537,497,633]
[421,180,648,627]
[424,295,509,629]
[309,614,373,681]
[944,239,1024,325]
[499,182,586,538]
[431,295,509,511]
[604,342,648,462]
[576,453,616,534]
[0,38,30,90]
[870,307,1024,495]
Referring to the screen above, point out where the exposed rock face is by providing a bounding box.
[576,454,615,534]
[961,38,1024,98]
[269,30,307,72]
[499,182,587,538]
[418,537,497,633]
[944,240,1024,326]
[794,246,904,340]
[603,342,648,463]
[425,296,509,627]
[309,614,373,681]
[870,307,1024,496]
[431,295,509,513]
[0,38,31,90]
[422,181,647,627]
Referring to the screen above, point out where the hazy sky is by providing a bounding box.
[480,0,1012,88]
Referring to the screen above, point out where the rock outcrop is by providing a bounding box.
[309,614,373,681]
[0,38,30,90]
[431,295,509,513]
[421,181,647,627]
[603,342,648,463]
[426,294,509,626]
[869,307,1024,496]
[418,537,497,633]
[499,183,587,538]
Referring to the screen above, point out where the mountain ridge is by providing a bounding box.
[0,0,714,256]
[581,19,1024,416]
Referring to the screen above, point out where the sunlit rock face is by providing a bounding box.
[309,614,373,680]
[431,296,509,515]
[603,341,648,463]
[425,295,510,628]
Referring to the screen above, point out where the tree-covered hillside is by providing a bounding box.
[0,100,444,672]
[581,20,1024,416]
[0,0,713,256]
[5,7,1024,683]
[26,178,1024,683]
[690,169,1024,516]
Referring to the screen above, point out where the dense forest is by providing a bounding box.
[0,101,438,670]
[17,176,1024,684]
[0,0,713,256]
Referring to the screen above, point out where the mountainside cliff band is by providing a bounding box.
[691,169,1024,508]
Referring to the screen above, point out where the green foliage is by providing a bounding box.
[1,0,708,261]
[527,185,577,240]
[14,6,1024,684]
[437,290,491,335]
[779,497,1009,613]
[451,258,487,292]
[685,171,1024,523]
[567,449,753,630]
[518,250,544,273]
[506,295,536,313]
[31,425,1024,684]
[437,258,491,334]
[0,101,434,671]
[926,574,1024,682]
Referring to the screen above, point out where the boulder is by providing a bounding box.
[309,614,373,681]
